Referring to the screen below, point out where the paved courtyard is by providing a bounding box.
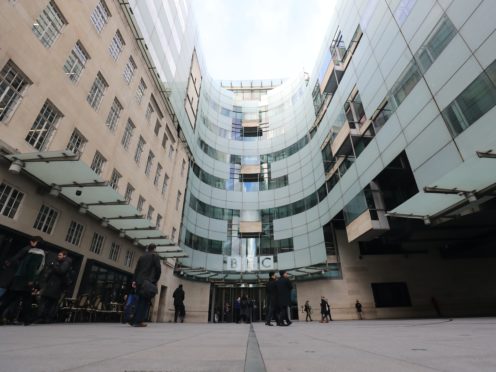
[0,318,495,372]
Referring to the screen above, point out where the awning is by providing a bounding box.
[5,150,185,257]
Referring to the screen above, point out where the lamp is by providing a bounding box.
[78,203,88,214]
[49,185,62,197]
[119,230,125,238]
[133,239,138,246]
[423,216,431,225]
[8,159,24,175]
[101,218,109,227]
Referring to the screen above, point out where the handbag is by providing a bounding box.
[139,280,158,298]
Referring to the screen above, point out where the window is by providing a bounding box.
[63,41,89,83]
[90,232,105,254]
[87,72,108,110]
[371,282,412,307]
[168,144,175,159]
[105,98,122,132]
[145,103,154,121]
[0,60,31,122]
[90,151,106,175]
[390,60,421,108]
[66,129,86,154]
[137,195,145,212]
[0,183,24,218]
[125,183,134,203]
[171,227,177,241]
[154,120,161,136]
[121,119,135,150]
[25,101,62,150]
[65,220,84,246]
[181,159,186,177]
[145,151,155,176]
[442,60,496,137]
[134,136,146,164]
[415,15,456,74]
[135,79,147,104]
[33,205,58,234]
[176,191,181,210]
[90,0,111,33]
[147,206,154,220]
[108,242,120,261]
[124,250,135,267]
[344,89,367,127]
[156,214,162,228]
[161,174,169,195]
[108,30,125,61]
[161,133,168,149]
[32,1,67,48]
[154,163,162,186]
[123,56,137,84]
[109,169,121,190]
[371,99,394,133]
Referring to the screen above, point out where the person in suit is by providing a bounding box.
[276,270,292,326]
[130,244,161,327]
[173,284,185,323]
[265,271,278,326]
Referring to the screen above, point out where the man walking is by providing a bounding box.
[130,244,161,327]
[0,236,45,325]
[276,270,292,326]
[173,284,185,323]
[265,271,278,326]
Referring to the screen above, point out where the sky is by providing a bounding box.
[191,0,335,81]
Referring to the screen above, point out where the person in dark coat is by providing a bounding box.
[0,236,45,325]
[173,284,185,323]
[0,244,30,299]
[130,244,161,327]
[276,270,292,326]
[35,250,72,323]
[265,271,278,326]
[320,296,330,323]
[239,294,250,323]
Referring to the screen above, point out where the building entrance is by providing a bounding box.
[208,285,267,323]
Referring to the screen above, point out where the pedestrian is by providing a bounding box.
[0,236,45,325]
[173,284,185,323]
[265,271,278,326]
[35,250,72,323]
[276,270,292,326]
[304,300,312,321]
[326,298,333,321]
[355,299,363,320]
[234,296,241,323]
[0,245,30,299]
[239,294,250,323]
[320,296,329,323]
[130,244,161,327]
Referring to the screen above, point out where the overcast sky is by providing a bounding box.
[191,0,335,81]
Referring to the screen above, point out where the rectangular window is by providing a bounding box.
[147,206,154,220]
[171,227,176,241]
[161,174,169,195]
[390,60,421,108]
[89,232,105,254]
[442,60,496,137]
[65,220,84,246]
[145,151,155,176]
[90,151,106,175]
[134,136,146,164]
[176,191,181,210]
[145,103,154,122]
[124,249,135,267]
[137,195,145,212]
[415,15,457,74]
[66,129,87,154]
[125,183,134,203]
[25,101,62,150]
[0,60,31,122]
[156,214,162,228]
[63,41,89,83]
[109,169,121,190]
[33,205,58,234]
[181,159,186,177]
[168,144,175,159]
[136,79,147,104]
[0,183,24,219]
[154,120,161,136]
[162,133,168,149]
[32,1,67,48]
[108,30,125,61]
[123,56,137,84]
[154,163,162,186]
[108,242,120,261]
[105,98,122,132]
[344,89,367,127]
[371,282,412,307]
[87,72,108,110]
[121,119,135,150]
[371,99,394,133]
[90,0,111,33]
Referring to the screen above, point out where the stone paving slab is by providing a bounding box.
[0,318,495,371]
